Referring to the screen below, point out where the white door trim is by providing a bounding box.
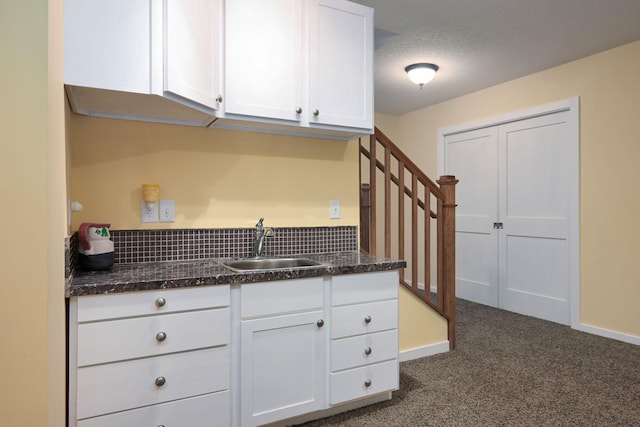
[437,97,580,329]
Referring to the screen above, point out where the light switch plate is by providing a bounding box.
[329,200,341,219]
[159,199,175,222]
[141,200,158,223]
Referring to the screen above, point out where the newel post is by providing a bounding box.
[437,175,458,350]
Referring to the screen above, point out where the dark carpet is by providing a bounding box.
[299,299,640,426]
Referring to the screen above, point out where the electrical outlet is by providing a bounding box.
[141,200,158,223]
[329,200,341,219]
[159,199,175,222]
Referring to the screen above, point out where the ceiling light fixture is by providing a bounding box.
[405,63,439,89]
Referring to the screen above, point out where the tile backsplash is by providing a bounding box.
[70,226,358,267]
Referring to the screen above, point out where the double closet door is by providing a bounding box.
[444,111,573,325]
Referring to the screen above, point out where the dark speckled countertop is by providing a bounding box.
[67,251,406,297]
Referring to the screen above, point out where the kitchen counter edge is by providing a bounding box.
[67,251,406,298]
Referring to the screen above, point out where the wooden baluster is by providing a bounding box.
[384,146,391,258]
[369,134,377,255]
[398,161,405,285]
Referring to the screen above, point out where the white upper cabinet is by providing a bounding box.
[64,0,373,138]
[308,0,373,131]
[64,0,222,126]
[224,0,303,122]
[222,0,374,136]
[164,0,223,111]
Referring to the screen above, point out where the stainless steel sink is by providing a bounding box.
[220,257,326,272]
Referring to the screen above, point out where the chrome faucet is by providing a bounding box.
[254,218,274,258]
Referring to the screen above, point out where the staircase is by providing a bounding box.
[360,127,458,349]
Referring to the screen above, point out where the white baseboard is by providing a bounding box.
[399,341,450,362]
[574,322,640,346]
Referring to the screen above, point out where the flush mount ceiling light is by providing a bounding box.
[405,63,439,89]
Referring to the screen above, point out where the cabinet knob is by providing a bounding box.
[316,319,325,327]
[364,315,372,324]
[156,332,167,342]
[295,107,302,114]
[364,346,372,355]
[364,379,372,387]
[216,95,223,103]
[155,297,166,307]
[155,376,166,387]
[312,109,319,117]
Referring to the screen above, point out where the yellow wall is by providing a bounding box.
[0,0,66,425]
[399,287,448,350]
[69,115,360,230]
[378,40,640,338]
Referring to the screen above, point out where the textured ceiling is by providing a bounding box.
[351,0,640,115]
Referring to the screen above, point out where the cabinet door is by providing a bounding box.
[308,0,373,130]
[224,0,303,121]
[240,311,326,426]
[64,0,152,93]
[165,0,222,111]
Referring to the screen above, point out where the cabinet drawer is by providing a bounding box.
[331,329,398,372]
[331,271,398,306]
[331,299,398,339]
[77,285,230,322]
[77,308,229,366]
[77,390,230,427]
[76,347,229,420]
[240,277,324,318]
[330,359,399,405]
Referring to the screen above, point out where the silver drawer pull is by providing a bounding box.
[364,346,372,355]
[156,332,167,342]
[312,108,319,117]
[364,379,372,387]
[155,297,166,307]
[316,319,325,327]
[155,376,166,387]
[295,106,302,114]
[364,315,372,324]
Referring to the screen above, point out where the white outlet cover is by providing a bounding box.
[159,199,175,223]
[141,200,159,223]
[329,199,341,219]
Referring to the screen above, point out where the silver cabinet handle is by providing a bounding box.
[316,319,325,327]
[155,297,166,307]
[364,379,372,387]
[364,346,372,355]
[295,107,302,114]
[216,95,223,103]
[156,332,167,342]
[364,315,372,324]
[312,109,319,117]
[155,376,166,387]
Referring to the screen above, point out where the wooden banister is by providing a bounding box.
[360,127,458,350]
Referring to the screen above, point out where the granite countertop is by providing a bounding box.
[67,251,406,297]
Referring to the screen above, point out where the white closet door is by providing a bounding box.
[444,108,574,325]
[498,112,571,324]
[444,127,499,307]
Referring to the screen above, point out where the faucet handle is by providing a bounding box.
[256,217,265,229]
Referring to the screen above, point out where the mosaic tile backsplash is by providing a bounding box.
[70,226,358,267]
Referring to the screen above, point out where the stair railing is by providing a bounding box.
[360,127,458,349]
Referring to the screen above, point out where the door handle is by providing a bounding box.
[493,222,503,229]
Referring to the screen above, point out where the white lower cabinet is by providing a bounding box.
[77,390,230,427]
[68,285,231,426]
[329,271,400,406]
[68,271,400,427]
[239,277,326,427]
[240,310,326,426]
